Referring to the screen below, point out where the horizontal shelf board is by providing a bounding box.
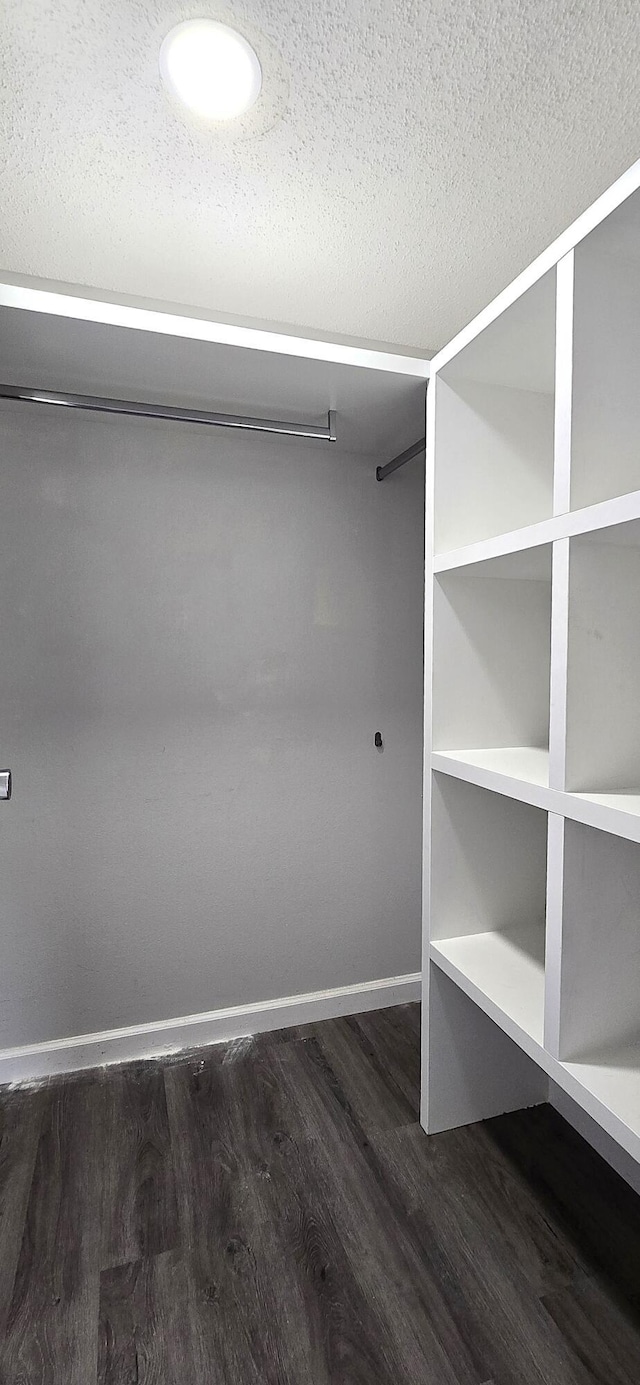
[431,753,640,845]
[434,520,557,572]
[573,791,640,816]
[562,793,640,845]
[432,748,550,806]
[430,923,545,1057]
[563,1039,640,1167]
[433,489,640,572]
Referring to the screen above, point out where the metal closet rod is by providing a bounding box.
[0,384,337,443]
[376,435,425,482]
[376,378,429,481]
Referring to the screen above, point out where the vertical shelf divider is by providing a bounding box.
[548,538,570,793]
[544,812,564,1059]
[544,257,573,1061]
[421,374,437,1121]
[553,251,574,517]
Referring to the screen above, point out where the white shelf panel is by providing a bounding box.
[565,520,640,795]
[572,791,640,817]
[433,488,640,572]
[571,209,640,509]
[432,748,549,800]
[434,518,557,572]
[431,923,545,1054]
[564,1039,640,1166]
[432,752,640,846]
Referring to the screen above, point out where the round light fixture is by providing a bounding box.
[159,19,262,122]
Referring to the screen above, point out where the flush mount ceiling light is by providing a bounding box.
[159,19,262,121]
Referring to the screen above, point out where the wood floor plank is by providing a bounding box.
[352,1004,421,1114]
[0,1086,47,1335]
[364,1122,592,1385]
[256,1021,578,1382]
[266,1038,483,1384]
[423,1120,584,1296]
[305,1016,418,1135]
[99,1063,178,1270]
[164,1052,317,1384]
[98,1250,198,1384]
[485,1104,640,1309]
[226,1035,480,1383]
[0,1076,104,1385]
[542,1274,640,1385]
[165,1035,470,1383]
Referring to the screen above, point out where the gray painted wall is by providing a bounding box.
[0,400,424,1048]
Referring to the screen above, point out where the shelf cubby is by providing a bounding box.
[571,188,640,511]
[565,520,640,808]
[425,159,640,1182]
[433,271,556,553]
[432,545,552,787]
[430,774,548,1045]
[559,820,640,1153]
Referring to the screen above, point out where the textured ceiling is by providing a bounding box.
[1,0,639,353]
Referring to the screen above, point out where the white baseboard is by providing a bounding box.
[0,972,421,1086]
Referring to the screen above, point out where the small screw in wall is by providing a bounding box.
[374,732,383,750]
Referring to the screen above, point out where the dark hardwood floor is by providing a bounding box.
[1,1002,640,1382]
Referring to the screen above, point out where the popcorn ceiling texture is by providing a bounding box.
[1,0,639,351]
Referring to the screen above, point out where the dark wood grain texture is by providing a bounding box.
[0,1086,46,1336]
[98,1250,199,1385]
[99,1064,178,1269]
[310,1013,419,1134]
[1,1001,640,1384]
[542,1274,640,1385]
[0,1075,103,1384]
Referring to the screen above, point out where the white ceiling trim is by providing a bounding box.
[0,277,430,378]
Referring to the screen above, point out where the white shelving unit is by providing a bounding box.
[423,156,640,1186]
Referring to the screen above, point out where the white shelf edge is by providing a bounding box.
[431,751,553,810]
[433,488,640,573]
[431,156,640,375]
[429,943,548,1069]
[557,1063,640,1170]
[0,275,431,380]
[434,519,558,572]
[430,947,640,1166]
[431,752,640,845]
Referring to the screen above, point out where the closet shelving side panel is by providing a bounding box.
[420,371,438,1118]
[425,965,548,1135]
